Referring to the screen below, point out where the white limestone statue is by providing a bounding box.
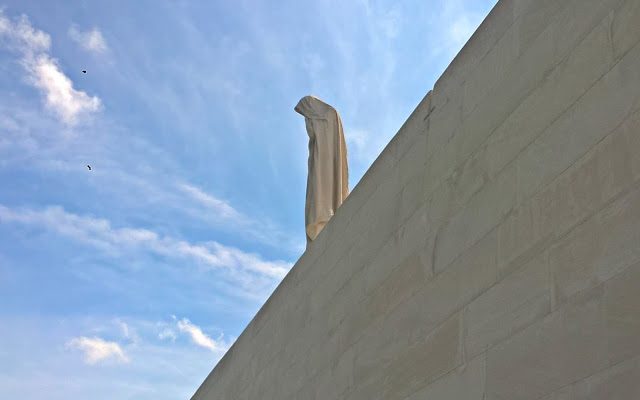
[295,95,349,244]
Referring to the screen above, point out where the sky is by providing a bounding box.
[0,1,496,398]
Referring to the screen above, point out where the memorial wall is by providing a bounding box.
[193,0,640,398]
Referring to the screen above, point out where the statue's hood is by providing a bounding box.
[294,95,335,119]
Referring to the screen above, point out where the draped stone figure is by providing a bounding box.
[294,95,349,244]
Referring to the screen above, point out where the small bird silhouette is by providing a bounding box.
[82,70,87,73]
[87,165,92,170]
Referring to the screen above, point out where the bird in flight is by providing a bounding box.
[87,165,92,170]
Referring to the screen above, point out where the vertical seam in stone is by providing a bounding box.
[461,306,468,366]
[607,9,616,64]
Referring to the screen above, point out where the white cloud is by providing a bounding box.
[178,183,242,220]
[158,328,177,342]
[0,12,50,53]
[0,10,101,125]
[66,336,129,365]
[0,204,291,279]
[68,25,108,54]
[178,182,305,254]
[3,315,222,399]
[25,54,101,124]
[176,318,229,352]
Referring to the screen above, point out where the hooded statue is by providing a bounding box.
[294,95,349,244]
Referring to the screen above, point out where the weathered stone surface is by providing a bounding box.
[605,261,640,365]
[404,354,486,400]
[485,287,609,400]
[382,313,462,399]
[542,355,640,400]
[517,36,640,203]
[465,253,551,358]
[500,104,640,279]
[550,184,640,306]
[434,166,515,273]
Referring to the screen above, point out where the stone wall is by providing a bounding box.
[192,0,640,398]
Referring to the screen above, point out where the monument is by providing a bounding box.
[192,1,640,398]
[294,95,349,244]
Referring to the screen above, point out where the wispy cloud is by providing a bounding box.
[0,204,291,279]
[26,55,101,124]
[0,10,101,125]
[178,182,304,254]
[68,25,108,54]
[2,315,223,399]
[158,328,177,342]
[66,336,129,365]
[176,318,230,352]
[178,183,242,220]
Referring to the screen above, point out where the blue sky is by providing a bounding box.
[0,1,496,398]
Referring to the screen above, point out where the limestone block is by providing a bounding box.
[462,0,597,124]
[539,387,572,400]
[346,374,384,400]
[382,313,462,399]
[363,238,432,328]
[571,355,640,400]
[327,286,379,362]
[611,0,640,61]
[360,233,398,296]
[550,0,624,62]
[429,0,633,214]
[427,144,493,229]
[426,172,457,229]
[292,382,316,400]
[425,89,461,165]
[364,209,432,298]
[434,166,515,273]
[331,344,355,398]
[513,0,569,50]
[460,0,603,174]
[531,114,634,241]
[550,185,640,306]
[398,127,427,186]
[395,203,432,263]
[399,170,426,225]
[500,106,640,278]
[485,286,609,400]
[315,251,356,318]
[517,38,640,203]
[497,198,545,279]
[392,91,432,162]
[404,354,486,400]
[351,305,406,385]
[541,355,640,400]
[313,368,341,400]
[483,9,617,182]
[462,17,520,117]
[605,261,640,365]
[280,358,307,398]
[304,337,332,385]
[464,253,551,358]
[374,229,497,352]
[326,265,367,335]
[347,172,401,257]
